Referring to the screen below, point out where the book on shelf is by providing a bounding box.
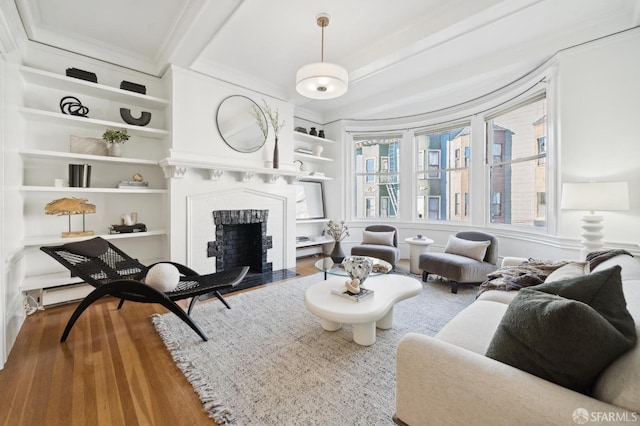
[295,147,313,154]
[331,287,374,302]
[118,180,149,189]
[108,223,147,234]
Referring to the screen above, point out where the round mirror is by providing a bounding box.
[216,95,268,153]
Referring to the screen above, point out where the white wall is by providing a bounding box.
[557,29,640,246]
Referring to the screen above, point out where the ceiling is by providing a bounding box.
[13,0,640,121]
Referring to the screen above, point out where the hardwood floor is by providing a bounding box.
[0,256,409,425]
[0,257,323,426]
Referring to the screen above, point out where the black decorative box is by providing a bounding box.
[120,80,146,95]
[66,68,97,83]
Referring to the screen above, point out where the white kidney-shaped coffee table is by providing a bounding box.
[304,274,422,346]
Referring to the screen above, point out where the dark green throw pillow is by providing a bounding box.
[486,265,637,394]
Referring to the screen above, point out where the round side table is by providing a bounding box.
[404,237,434,274]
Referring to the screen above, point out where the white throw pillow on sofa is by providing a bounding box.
[362,230,395,246]
[444,235,490,262]
[545,262,590,283]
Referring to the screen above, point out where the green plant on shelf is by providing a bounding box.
[102,128,130,144]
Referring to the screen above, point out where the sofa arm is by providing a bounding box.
[396,333,634,426]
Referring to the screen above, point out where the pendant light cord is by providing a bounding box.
[320,22,325,62]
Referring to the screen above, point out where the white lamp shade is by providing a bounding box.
[296,62,349,100]
[561,182,629,211]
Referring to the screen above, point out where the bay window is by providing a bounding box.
[347,83,550,232]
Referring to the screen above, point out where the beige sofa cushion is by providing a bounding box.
[477,289,517,305]
[436,300,508,355]
[591,255,640,412]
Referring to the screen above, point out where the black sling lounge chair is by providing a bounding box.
[41,237,249,342]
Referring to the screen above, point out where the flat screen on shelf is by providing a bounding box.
[295,181,325,220]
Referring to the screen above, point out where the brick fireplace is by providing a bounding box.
[207,209,273,273]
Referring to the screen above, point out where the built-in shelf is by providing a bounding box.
[19,65,170,109]
[22,228,167,247]
[18,65,171,305]
[293,152,333,163]
[295,236,333,248]
[20,107,169,139]
[20,186,167,194]
[20,149,160,165]
[293,132,334,144]
[302,175,332,181]
[21,273,84,292]
[296,218,330,224]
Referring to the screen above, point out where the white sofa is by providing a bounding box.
[395,254,640,425]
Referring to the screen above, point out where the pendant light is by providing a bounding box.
[296,14,348,100]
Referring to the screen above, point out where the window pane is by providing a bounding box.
[490,160,546,226]
[415,127,470,221]
[488,97,546,228]
[354,137,400,218]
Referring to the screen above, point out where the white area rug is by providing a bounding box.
[152,273,476,425]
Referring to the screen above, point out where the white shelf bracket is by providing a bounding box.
[284,175,298,185]
[162,165,188,179]
[208,169,224,180]
[267,173,281,184]
[241,172,254,182]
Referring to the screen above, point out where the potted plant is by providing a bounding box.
[102,128,130,157]
[326,220,349,263]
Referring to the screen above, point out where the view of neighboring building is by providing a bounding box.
[354,137,401,218]
[488,97,547,227]
[355,97,547,226]
[416,127,471,221]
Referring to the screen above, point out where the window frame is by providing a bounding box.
[414,123,472,223]
[351,134,402,220]
[485,91,550,231]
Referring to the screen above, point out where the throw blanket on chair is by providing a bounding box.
[477,259,570,297]
[477,249,634,297]
[586,249,633,271]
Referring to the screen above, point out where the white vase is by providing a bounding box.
[313,145,324,157]
[108,143,123,157]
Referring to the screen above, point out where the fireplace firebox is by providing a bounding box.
[207,209,272,273]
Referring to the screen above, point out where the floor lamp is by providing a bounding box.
[560,181,629,260]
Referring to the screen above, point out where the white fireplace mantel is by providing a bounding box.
[159,155,312,184]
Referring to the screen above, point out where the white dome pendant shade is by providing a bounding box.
[296,14,348,100]
[296,62,348,99]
